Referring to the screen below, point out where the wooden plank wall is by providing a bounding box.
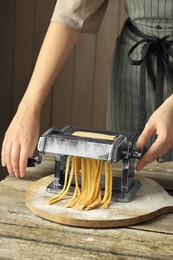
[52,0,127,130]
[0,0,126,179]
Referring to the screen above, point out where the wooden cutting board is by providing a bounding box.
[25,175,173,228]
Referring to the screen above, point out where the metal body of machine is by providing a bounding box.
[28,125,146,202]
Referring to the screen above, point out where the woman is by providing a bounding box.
[2,0,173,178]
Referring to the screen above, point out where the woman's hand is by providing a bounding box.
[1,22,80,178]
[136,94,173,171]
[1,105,40,178]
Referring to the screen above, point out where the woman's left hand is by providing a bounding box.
[136,94,173,171]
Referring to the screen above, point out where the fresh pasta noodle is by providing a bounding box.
[48,132,116,210]
[48,156,75,204]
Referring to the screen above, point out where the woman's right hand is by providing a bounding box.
[1,22,80,178]
[1,104,40,178]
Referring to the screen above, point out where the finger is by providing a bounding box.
[19,146,31,178]
[11,143,21,178]
[136,144,162,171]
[136,122,155,149]
[136,137,171,171]
[4,141,14,175]
[1,137,7,167]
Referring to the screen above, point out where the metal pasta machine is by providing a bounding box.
[28,125,146,202]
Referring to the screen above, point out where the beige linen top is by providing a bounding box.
[51,0,109,34]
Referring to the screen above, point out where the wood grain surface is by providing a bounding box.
[25,175,173,228]
[1,156,173,259]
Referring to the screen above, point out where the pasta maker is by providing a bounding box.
[28,125,146,202]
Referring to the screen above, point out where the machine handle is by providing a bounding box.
[27,153,42,167]
[131,145,147,159]
[121,141,147,160]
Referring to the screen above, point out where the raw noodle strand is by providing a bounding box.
[102,163,113,208]
[66,157,81,208]
[48,157,75,204]
[47,156,71,204]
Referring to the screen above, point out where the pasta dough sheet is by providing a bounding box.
[72,131,116,140]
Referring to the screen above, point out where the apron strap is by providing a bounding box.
[127,18,173,133]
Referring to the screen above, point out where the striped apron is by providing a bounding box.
[106,0,173,161]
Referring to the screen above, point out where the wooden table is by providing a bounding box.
[1,156,173,259]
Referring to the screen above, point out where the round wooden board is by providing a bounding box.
[25,175,173,228]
